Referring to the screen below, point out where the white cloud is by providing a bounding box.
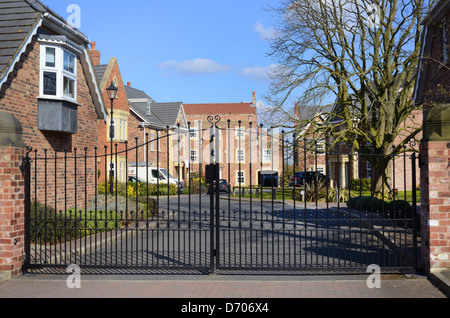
[240,65,278,82]
[158,58,231,76]
[254,21,275,41]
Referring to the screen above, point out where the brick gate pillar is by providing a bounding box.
[0,111,26,277]
[420,104,450,273]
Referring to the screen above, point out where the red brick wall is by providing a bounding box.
[418,14,450,271]
[0,38,100,209]
[0,146,25,275]
[420,141,450,271]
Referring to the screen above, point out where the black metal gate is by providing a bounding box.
[22,116,419,274]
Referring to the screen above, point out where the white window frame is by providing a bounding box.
[119,119,127,140]
[39,44,77,103]
[190,150,198,163]
[263,148,272,163]
[367,162,372,179]
[237,171,245,184]
[316,141,325,152]
[150,132,156,151]
[236,149,245,163]
[235,127,245,138]
[190,128,197,138]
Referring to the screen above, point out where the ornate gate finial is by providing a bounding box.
[207,115,221,127]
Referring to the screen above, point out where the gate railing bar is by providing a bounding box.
[281,130,286,268]
[209,125,215,272]
[249,121,253,268]
[411,151,418,271]
[292,133,297,268]
[187,122,191,267]
[238,120,242,268]
[21,147,32,274]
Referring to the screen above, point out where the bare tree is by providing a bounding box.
[264,0,434,194]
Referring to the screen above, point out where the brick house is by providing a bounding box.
[0,0,107,208]
[295,96,422,191]
[90,42,135,183]
[89,42,188,185]
[414,0,450,270]
[184,93,281,188]
[295,91,422,192]
[294,103,332,179]
[124,83,188,184]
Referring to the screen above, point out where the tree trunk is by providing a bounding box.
[370,154,393,200]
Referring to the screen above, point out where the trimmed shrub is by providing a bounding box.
[384,200,412,219]
[347,196,384,212]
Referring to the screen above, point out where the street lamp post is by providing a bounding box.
[106,81,118,195]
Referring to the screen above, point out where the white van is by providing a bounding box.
[128,165,184,192]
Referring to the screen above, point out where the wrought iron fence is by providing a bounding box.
[22,118,419,274]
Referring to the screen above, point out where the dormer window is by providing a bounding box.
[39,42,78,102]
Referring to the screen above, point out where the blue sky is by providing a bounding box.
[42,0,278,106]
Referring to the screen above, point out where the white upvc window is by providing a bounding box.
[236,149,245,163]
[235,127,245,138]
[190,128,197,138]
[150,132,156,151]
[119,119,127,140]
[40,44,77,102]
[190,150,198,163]
[263,149,272,162]
[316,141,325,152]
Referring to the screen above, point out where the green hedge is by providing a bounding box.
[347,196,413,219]
[30,201,123,244]
[98,180,177,197]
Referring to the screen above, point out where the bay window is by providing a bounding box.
[40,44,77,102]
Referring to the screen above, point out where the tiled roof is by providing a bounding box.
[124,85,153,101]
[183,103,257,115]
[0,0,41,80]
[125,85,183,129]
[0,0,90,83]
[94,64,107,83]
[0,0,107,120]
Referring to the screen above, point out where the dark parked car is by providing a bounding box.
[207,179,231,194]
[260,174,279,187]
[289,171,327,187]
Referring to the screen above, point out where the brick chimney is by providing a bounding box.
[252,92,256,106]
[294,102,300,120]
[90,42,100,66]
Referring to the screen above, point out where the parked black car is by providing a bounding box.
[289,171,327,187]
[260,174,279,187]
[207,179,231,194]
